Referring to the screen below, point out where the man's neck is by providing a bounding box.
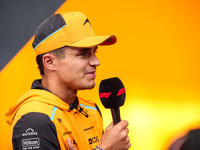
[41,76,77,104]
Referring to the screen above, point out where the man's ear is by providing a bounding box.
[42,53,57,71]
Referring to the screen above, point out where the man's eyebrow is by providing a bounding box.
[79,46,98,52]
[80,48,91,52]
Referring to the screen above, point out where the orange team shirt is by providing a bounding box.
[5,80,103,150]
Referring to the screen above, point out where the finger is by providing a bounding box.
[122,120,129,128]
[124,127,129,134]
[114,120,129,131]
[124,136,131,149]
[126,141,131,150]
[66,138,76,150]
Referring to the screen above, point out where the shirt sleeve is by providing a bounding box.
[12,112,61,150]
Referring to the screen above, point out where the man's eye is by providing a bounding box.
[78,52,88,57]
[80,52,87,56]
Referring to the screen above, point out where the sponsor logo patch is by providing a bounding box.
[88,136,99,145]
[63,131,72,135]
[21,128,40,149]
[57,118,63,124]
[84,126,94,132]
[22,138,40,149]
[22,128,38,137]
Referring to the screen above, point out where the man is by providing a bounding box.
[5,11,131,150]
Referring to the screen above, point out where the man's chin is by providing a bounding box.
[80,82,96,90]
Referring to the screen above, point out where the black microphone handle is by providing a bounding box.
[111,107,121,125]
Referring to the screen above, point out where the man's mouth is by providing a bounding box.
[86,71,96,78]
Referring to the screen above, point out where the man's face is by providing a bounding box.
[55,46,100,90]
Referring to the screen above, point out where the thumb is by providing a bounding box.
[66,138,76,150]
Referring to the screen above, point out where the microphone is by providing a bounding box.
[99,77,126,125]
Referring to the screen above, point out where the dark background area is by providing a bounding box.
[0,0,65,71]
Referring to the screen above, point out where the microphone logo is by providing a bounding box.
[117,88,125,96]
[99,92,111,99]
[99,88,126,99]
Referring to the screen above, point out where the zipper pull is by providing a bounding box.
[79,107,89,118]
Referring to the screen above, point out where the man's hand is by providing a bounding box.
[66,138,76,150]
[98,120,131,150]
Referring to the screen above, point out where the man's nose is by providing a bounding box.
[89,54,100,67]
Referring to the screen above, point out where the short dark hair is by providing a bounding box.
[36,46,67,75]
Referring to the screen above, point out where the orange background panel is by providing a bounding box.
[1,0,200,150]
